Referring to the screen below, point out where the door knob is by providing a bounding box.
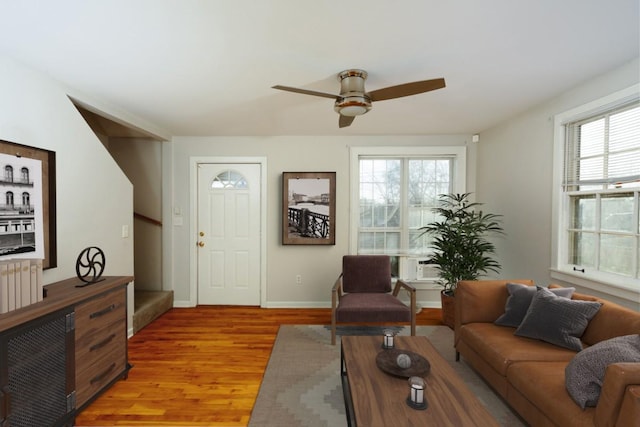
[198,241,205,247]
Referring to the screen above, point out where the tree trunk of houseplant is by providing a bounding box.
[440,289,455,329]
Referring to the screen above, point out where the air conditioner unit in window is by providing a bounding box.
[406,258,440,281]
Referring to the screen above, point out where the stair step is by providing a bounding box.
[133,290,173,334]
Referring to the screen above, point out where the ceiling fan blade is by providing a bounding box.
[272,85,338,99]
[339,114,355,128]
[368,78,446,102]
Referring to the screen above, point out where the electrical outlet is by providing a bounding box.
[296,275,302,285]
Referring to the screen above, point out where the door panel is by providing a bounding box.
[197,163,261,305]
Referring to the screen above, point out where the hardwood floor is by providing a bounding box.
[74,305,443,426]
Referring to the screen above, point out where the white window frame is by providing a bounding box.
[551,84,640,302]
[349,146,466,280]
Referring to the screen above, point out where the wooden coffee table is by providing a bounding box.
[340,335,500,427]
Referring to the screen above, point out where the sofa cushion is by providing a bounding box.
[495,283,575,327]
[515,287,602,351]
[565,334,640,409]
[458,323,576,376]
[342,255,392,293]
[335,293,411,322]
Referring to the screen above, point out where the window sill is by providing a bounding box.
[403,280,442,291]
[549,268,639,306]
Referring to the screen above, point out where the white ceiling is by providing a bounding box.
[0,0,638,137]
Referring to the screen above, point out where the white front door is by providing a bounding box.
[197,163,261,305]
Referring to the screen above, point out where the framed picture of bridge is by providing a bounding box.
[282,172,336,245]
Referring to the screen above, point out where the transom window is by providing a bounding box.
[211,170,248,189]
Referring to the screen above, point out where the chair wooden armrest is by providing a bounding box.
[331,274,344,345]
[392,279,415,296]
[393,279,416,336]
[332,275,344,307]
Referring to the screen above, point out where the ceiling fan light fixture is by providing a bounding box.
[340,105,368,117]
[334,96,372,117]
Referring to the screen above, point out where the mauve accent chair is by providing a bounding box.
[331,255,416,345]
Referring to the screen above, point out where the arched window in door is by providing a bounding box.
[6,191,14,208]
[21,167,29,184]
[5,165,13,182]
[211,170,248,189]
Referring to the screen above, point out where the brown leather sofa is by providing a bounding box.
[454,280,640,427]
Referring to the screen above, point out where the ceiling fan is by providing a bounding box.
[272,69,446,128]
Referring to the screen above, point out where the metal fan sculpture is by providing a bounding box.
[272,69,446,128]
[75,246,106,287]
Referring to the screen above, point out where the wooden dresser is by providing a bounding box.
[0,276,133,426]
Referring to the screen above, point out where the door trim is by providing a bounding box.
[189,156,267,307]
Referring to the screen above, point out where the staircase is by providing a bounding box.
[133,290,173,333]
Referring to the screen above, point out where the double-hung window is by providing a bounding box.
[350,146,466,278]
[553,85,640,297]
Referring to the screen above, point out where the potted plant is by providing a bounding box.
[418,193,504,328]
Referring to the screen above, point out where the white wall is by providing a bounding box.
[109,137,163,291]
[0,56,135,327]
[476,58,640,310]
[167,135,475,307]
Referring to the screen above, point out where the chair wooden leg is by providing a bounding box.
[331,284,339,345]
[331,312,337,345]
[410,289,417,336]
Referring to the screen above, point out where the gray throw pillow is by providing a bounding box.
[565,334,640,409]
[514,287,602,351]
[495,283,575,327]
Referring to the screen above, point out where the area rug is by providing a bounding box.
[249,325,525,427]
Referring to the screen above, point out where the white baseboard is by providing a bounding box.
[417,301,443,309]
[262,301,331,308]
[171,299,442,309]
[173,300,193,308]
[263,300,442,309]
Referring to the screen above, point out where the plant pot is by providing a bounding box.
[440,290,455,329]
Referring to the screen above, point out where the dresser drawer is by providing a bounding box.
[74,287,128,408]
[75,319,126,407]
[75,288,126,341]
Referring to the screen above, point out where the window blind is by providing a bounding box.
[563,102,640,189]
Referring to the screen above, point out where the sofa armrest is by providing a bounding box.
[594,363,640,427]
[616,385,640,427]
